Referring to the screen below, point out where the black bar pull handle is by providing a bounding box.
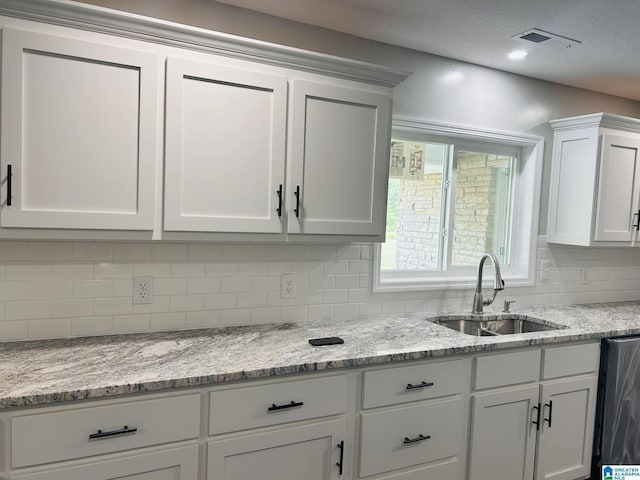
[89,425,137,440]
[402,433,431,445]
[336,440,344,476]
[633,210,640,231]
[6,164,12,206]
[532,402,541,430]
[294,185,300,218]
[276,184,283,217]
[544,400,553,427]
[406,381,434,390]
[267,400,304,412]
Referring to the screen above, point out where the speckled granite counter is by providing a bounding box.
[2,301,640,410]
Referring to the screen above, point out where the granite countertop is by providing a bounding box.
[2,301,640,410]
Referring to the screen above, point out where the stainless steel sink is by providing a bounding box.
[429,314,566,336]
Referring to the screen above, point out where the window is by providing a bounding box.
[374,118,544,292]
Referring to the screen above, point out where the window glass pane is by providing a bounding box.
[450,151,515,267]
[381,140,448,270]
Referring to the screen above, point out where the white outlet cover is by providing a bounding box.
[281,274,296,299]
[133,275,153,304]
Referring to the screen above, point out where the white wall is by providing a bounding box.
[1,1,640,340]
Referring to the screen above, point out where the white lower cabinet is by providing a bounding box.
[468,343,600,480]
[360,398,463,477]
[359,360,468,479]
[10,445,198,480]
[535,376,598,480]
[3,393,200,480]
[469,385,539,480]
[2,343,601,480]
[207,419,346,480]
[372,459,460,480]
[206,374,349,480]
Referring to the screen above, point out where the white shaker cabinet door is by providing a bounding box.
[10,445,198,480]
[207,419,346,480]
[535,376,598,480]
[164,57,287,233]
[594,134,640,242]
[468,385,539,480]
[0,28,158,230]
[288,80,391,237]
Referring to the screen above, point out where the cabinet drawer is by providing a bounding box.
[474,349,541,390]
[11,444,199,480]
[375,458,459,480]
[362,359,464,409]
[11,393,200,468]
[209,375,347,435]
[359,398,463,477]
[542,342,600,379]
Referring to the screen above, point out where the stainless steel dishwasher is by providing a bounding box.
[592,336,640,475]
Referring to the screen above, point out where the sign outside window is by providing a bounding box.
[390,141,424,181]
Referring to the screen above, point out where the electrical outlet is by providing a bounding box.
[133,276,153,304]
[281,274,296,299]
[540,260,552,282]
[580,268,589,285]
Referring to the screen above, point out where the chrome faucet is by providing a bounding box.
[472,252,505,314]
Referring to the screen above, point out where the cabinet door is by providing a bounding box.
[11,445,198,480]
[164,57,287,233]
[595,134,640,242]
[535,376,598,480]
[547,128,599,246]
[0,28,158,230]
[468,385,539,480]
[288,80,391,236]
[207,419,346,480]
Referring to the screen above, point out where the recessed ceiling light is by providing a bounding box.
[508,50,528,60]
[442,70,464,85]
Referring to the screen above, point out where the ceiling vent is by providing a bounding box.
[511,28,581,50]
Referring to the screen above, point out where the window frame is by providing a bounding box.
[373,117,544,293]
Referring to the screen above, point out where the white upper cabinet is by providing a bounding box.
[0,2,407,240]
[164,57,287,233]
[164,64,393,239]
[594,134,640,242]
[548,113,640,246]
[0,28,158,230]
[288,80,391,237]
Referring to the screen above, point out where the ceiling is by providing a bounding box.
[213,0,640,101]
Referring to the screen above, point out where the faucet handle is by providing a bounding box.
[503,300,516,313]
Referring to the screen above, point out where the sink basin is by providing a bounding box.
[429,314,566,336]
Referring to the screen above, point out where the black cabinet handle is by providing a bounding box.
[633,210,640,231]
[406,381,434,390]
[276,184,283,217]
[532,402,541,430]
[294,185,300,218]
[544,400,553,427]
[6,164,12,206]
[402,433,431,445]
[336,440,344,476]
[89,425,137,440]
[267,400,304,412]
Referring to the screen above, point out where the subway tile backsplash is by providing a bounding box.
[1,237,640,341]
